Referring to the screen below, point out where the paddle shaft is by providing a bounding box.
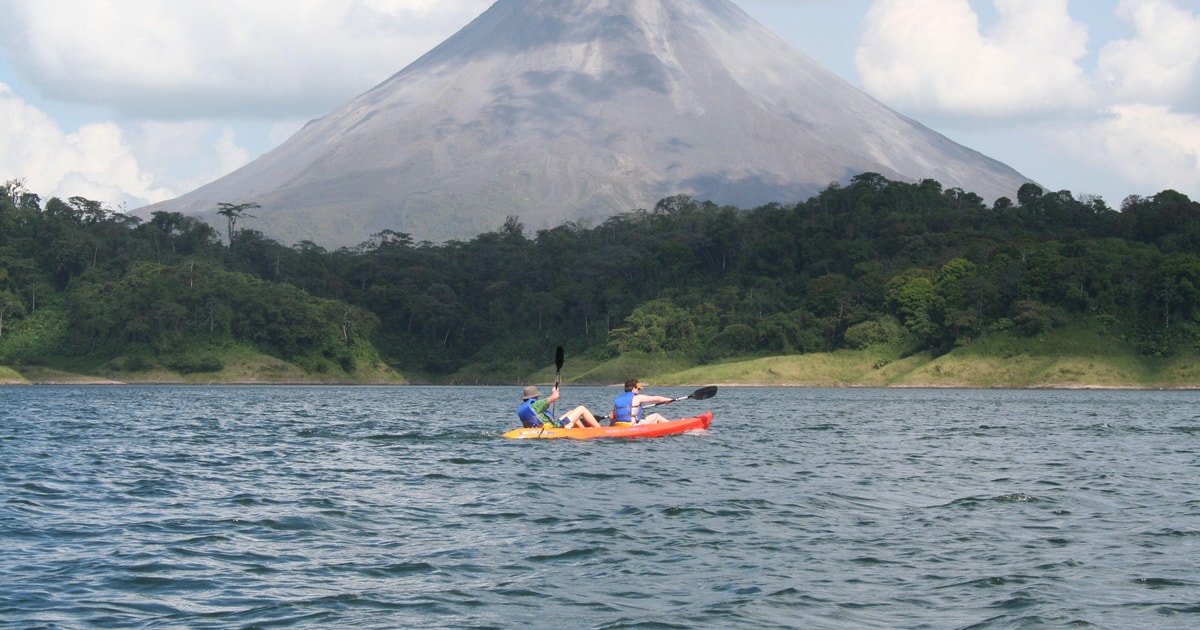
[646,385,717,408]
[552,346,564,419]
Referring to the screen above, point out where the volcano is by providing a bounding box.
[139,0,1032,246]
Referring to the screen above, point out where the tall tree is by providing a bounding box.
[216,202,260,246]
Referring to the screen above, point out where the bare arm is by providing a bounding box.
[634,393,673,406]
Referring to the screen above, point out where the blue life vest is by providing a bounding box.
[612,390,640,425]
[517,398,553,428]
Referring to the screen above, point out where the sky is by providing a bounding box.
[1,0,1199,214]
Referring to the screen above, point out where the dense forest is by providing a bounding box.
[2,174,1200,380]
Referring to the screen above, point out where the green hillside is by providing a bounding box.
[3,176,1200,388]
[648,322,1200,389]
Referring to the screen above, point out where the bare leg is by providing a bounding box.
[565,406,601,428]
[643,412,669,424]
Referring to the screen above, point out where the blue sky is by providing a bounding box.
[1,0,1198,213]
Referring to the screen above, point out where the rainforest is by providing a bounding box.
[3,174,1200,386]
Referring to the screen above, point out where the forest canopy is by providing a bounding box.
[2,175,1199,379]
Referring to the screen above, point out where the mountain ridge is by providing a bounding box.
[138,0,1032,246]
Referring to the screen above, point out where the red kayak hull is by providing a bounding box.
[502,411,713,440]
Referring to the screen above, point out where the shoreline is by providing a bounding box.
[7,343,1200,389]
[3,376,1196,390]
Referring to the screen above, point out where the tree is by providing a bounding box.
[608,299,717,355]
[0,290,25,336]
[1150,253,1200,329]
[499,216,524,237]
[887,270,943,346]
[1017,183,1044,208]
[149,211,186,256]
[216,202,260,246]
[654,194,698,217]
[68,196,110,225]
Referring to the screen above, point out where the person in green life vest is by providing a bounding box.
[517,385,601,429]
[610,378,674,425]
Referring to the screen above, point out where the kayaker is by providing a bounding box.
[517,385,602,429]
[610,379,674,425]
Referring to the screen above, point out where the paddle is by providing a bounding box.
[552,345,563,418]
[645,385,718,409]
[600,385,718,420]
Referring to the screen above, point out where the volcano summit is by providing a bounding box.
[140,0,1032,246]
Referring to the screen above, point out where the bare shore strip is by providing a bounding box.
[7,346,1200,389]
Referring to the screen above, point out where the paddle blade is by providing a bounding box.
[690,385,718,401]
[553,346,564,390]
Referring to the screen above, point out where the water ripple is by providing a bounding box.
[3,386,1200,628]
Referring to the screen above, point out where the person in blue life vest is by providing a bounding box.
[610,379,674,425]
[517,385,601,429]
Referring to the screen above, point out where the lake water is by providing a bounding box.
[2,385,1199,629]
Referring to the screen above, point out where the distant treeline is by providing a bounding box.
[2,174,1199,376]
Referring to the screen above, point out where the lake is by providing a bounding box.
[2,385,1199,628]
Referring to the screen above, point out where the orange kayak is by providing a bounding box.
[502,412,714,440]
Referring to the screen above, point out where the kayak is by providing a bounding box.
[502,411,713,440]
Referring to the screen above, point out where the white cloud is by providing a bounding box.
[1,83,160,205]
[0,0,492,209]
[855,0,1094,119]
[1056,104,1200,199]
[123,120,254,193]
[0,83,254,209]
[0,0,494,119]
[1097,0,1200,107]
[0,83,62,193]
[854,0,1200,203]
[1076,1,1200,200]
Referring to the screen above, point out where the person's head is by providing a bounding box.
[623,378,642,392]
[522,385,542,400]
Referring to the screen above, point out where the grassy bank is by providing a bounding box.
[538,320,1200,389]
[622,324,1200,389]
[2,344,406,386]
[0,365,29,385]
[5,320,1200,388]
